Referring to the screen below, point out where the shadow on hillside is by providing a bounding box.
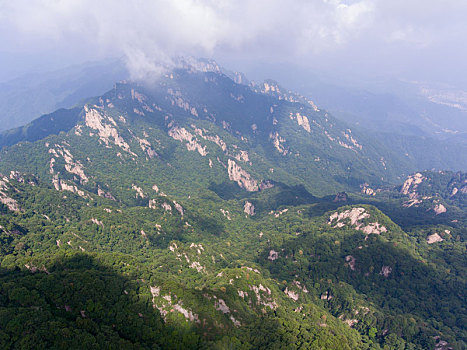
[362,199,464,230]
[257,230,466,348]
[0,253,201,349]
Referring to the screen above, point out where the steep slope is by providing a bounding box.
[0,61,465,349]
[239,61,467,170]
[0,63,416,198]
[0,59,127,131]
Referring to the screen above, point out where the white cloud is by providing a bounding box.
[1,0,467,84]
[0,0,378,78]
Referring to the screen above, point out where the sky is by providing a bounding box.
[1,0,467,88]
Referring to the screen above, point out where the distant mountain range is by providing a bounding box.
[0,59,127,131]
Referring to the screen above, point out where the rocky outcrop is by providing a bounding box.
[244,201,255,216]
[52,175,89,198]
[97,186,116,200]
[131,184,145,198]
[361,183,376,196]
[360,222,387,235]
[284,287,299,301]
[248,283,277,311]
[227,160,258,191]
[328,207,387,235]
[269,132,288,155]
[48,145,88,183]
[401,173,425,197]
[380,266,392,278]
[193,127,227,151]
[173,201,184,216]
[329,208,369,228]
[168,126,207,156]
[220,209,231,220]
[214,299,241,326]
[427,233,444,244]
[289,112,311,132]
[136,137,157,158]
[433,203,447,215]
[84,106,134,155]
[0,178,20,212]
[342,130,362,150]
[268,250,279,261]
[345,255,356,271]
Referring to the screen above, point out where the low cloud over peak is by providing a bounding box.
[1,0,467,85]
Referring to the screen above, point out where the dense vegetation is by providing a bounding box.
[0,61,465,349]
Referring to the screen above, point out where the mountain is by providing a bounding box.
[0,59,127,132]
[0,60,414,197]
[234,62,467,172]
[0,59,465,349]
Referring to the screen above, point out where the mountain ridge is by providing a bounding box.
[0,59,465,349]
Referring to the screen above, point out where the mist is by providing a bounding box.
[1,0,467,88]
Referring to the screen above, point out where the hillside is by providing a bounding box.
[0,60,465,349]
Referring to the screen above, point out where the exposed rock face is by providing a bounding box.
[293,281,308,293]
[243,201,255,216]
[284,287,299,301]
[360,223,387,235]
[427,233,444,244]
[403,198,423,208]
[361,183,376,196]
[270,208,288,217]
[189,261,204,273]
[227,159,258,191]
[328,207,387,235]
[380,266,392,278]
[84,106,133,154]
[433,203,447,215]
[268,250,279,261]
[161,202,172,212]
[48,145,89,183]
[434,337,452,350]
[91,218,103,226]
[150,286,160,301]
[132,184,145,198]
[329,208,369,228]
[136,137,157,158]
[401,172,425,197]
[269,132,288,155]
[52,175,88,198]
[289,112,311,132]
[0,178,20,212]
[345,255,356,271]
[342,318,359,327]
[247,283,277,310]
[342,130,362,150]
[234,150,249,162]
[215,299,241,326]
[97,186,115,200]
[193,127,227,151]
[173,201,184,216]
[168,126,207,156]
[220,209,231,220]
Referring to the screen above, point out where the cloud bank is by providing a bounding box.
[1,0,467,84]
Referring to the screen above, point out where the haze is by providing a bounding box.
[1,0,467,89]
